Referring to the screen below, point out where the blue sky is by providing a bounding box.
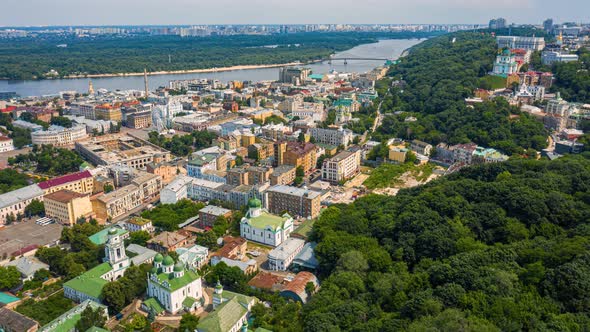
[3,0,589,26]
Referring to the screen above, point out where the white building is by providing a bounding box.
[309,127,354,147]
[240,198,294,247]
[160,175,193,204]
[496,36,546,51]
[145,254,203,314]
[268,237,306,271]
[541,51,579,65]
[124,217,154,233]
[31,125,88,147]
[0,136,14,152]
[0,185,44,225]
[321,149,361,184]
[176,244,209,270]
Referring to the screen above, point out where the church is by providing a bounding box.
[143,253,203,315]
[64,228,131,303]
[240,198,293,247]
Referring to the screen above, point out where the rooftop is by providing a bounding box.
[89,227,128,245]
[153,268,200,291]
[0,308,38,331]
[0,184,44,210]
[200,205,232,217]
[246,211,291,231]
[37,171,92,190]
[148,231,189,248]
[269,238,305,261]
[44,189,88,203]
[39,300,107,332]
[63,263,112,299]
[266,185,320,199]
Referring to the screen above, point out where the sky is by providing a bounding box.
[3,0,589,26]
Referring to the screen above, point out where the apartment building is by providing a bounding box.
[0,185,44,225]
[37,170,94,195]
[270,165,296,185]
[31,125,88,147]
[321,149,361,184]
[126,111,152,129]
[282,142,317,173]
[265,185,321,219]
[309,127,354,147]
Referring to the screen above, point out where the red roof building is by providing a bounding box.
[37,170,94,194]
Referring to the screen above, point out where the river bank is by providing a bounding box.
[60,61,315,80]
[0,39,423,97]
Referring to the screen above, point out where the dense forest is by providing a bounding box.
[551,48,590,104]
[0,32,438,80]
[301,154,590,331]
[373,31,548,155]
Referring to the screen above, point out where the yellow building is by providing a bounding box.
[38,171,94,195]
[388,147,408,163]
[95,104,122,122]
[240,134,255,148]
[44,190,94,226]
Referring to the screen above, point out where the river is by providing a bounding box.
[0,39,422,97]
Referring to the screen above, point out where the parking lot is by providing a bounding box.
[0,221,63,259]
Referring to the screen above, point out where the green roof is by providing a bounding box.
[143,297,165,315]
[254,328,273,332]
[245,212,289,231]
[154,269,200,291]
[163,255,174,266]
[129,217,151,226]
[183,296,197,308]
[334,99,354,107]
[63,262,112,299]
[89,227,128,245]
[41,300,106,332]
[189,154,216,166]
[86,327,109,332]
[248,198,262,208]
[197,297,249,332]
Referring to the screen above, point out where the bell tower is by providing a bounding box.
[105,228,130,274]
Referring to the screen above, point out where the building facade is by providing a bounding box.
[44,190,93,226]
[31,125,88,147]
[240,199,294,247]
[321,149,361,184]
[265,185,321,219]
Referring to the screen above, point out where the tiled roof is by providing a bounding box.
[37,171,92,190]
[197,297,248,332]
[0,308,38,331]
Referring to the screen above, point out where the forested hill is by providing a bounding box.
[374,31,548,155]
[0,31,437,80]
[303,154,590,331]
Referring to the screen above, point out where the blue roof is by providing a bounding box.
[0,292,20,304]
[89,227,128,245]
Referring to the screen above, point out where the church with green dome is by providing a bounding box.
[240,198,294,247]
[143,253,203,315]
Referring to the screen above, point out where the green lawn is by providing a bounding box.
[479,75,507,90]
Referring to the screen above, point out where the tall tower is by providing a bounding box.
[104,228,130,278]
[144,68,149,98]
[88,80,95,95]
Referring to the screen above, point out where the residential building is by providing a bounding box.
[333,98,360,114]
[160,175,193,204]
[199,205,232,228]
[176,244,209,270]
[146,160,186,185]
[270,165,296,185]
[240,198,294,247]
[44,190,93,226]
[38,170,94,195]
[125,216,154,233]
[210,236,258,274]
[279,67,310,85]
[0,185,44,225]
[0,307,39,332]
[197,282,257,332]
[0,135,14,152]
[12,119,43,132]
[282,141,317,173]
[64,228,131,302]
[144,254,203,315]
[126,111,152,129]
[70,102,98,120]
[452,143,478,164]
[489,17,506,29]
[496,36,546,51]
[309,127,354,147]
[541,51,579,65]
[410,139,433,156]
[279,271,319,304]
[268,237,306,271]
[147,231,191,253]
[95,104,122,122]
[31,125,88,147]
[248,143,274,161]
[5,256,49,281]
[266,185,322,219]
[321,149,361,184]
